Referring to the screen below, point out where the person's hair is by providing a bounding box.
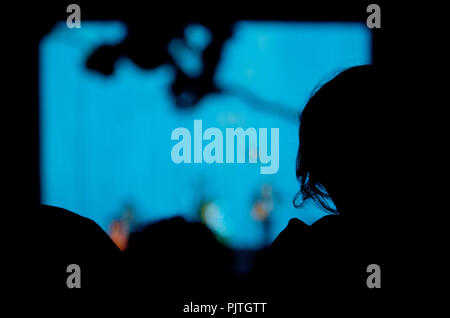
[293,65,383,213]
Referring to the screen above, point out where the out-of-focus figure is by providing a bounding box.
[109,204,135,251]
[251,183,275,245]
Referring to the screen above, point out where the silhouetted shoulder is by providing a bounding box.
[40,204,100,228]
[270,215,341,250]
[39,204,120,252]
[269,218,308,249]
[30,205,123,292]
[309,214,342,229]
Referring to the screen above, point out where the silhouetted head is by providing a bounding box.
[294,65,395,216]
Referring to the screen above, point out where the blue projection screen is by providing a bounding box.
[40,21,371,249]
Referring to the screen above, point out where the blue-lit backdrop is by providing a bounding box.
[40,21,371,249]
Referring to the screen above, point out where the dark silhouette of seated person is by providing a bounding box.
[124,216,234,310]
[255,65,401,302]
[29,205,123,292]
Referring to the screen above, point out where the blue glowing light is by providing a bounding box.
[40,21,370,248]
